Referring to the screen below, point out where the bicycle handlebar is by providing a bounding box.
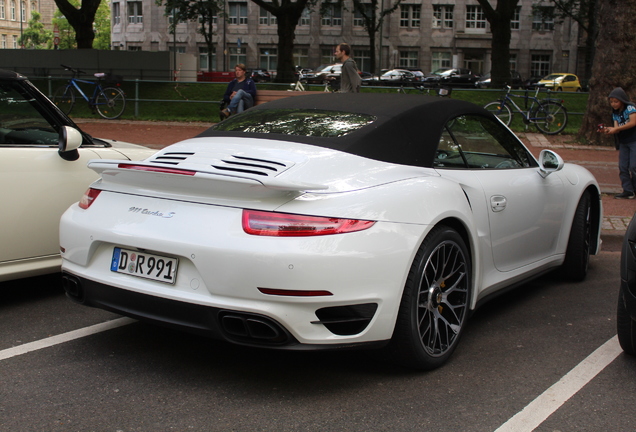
[60,64,86,77]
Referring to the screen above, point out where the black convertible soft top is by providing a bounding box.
[198,93,495,168]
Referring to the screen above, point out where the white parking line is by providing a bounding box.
[0,317,135,362]
[494,335,623,432]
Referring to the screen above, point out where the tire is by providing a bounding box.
[557,87,563,92]
[95,86,126,119]
[533,101,568,135]
[484,101,512,126]
[53,85,75,115]
[388,225,471,370]
[617,290,636,355]
[560,192,592,281]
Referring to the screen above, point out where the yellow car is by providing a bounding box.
[538,73,582,92]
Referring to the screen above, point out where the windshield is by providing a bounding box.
[543,74,564,80]
[432,68,451,76]
[213,109,375,138]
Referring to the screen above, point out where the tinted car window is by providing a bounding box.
[0,83,58,146]
[434,115,536,169]
[213,109,376,138]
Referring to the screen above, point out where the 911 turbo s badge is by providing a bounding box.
[128,207,175,218]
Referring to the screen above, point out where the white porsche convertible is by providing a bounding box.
[60,94,602,369]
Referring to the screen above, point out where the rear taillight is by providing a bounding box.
[79,188,101,209]
[242,210,375,237]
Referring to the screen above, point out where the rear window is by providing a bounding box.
[212,109,376,138]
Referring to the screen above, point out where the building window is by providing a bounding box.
[465,5,486,31]
[228,2,247,25]
[294,48,309,68]
[1,35,6,49]
[10,0,15,20]
[259,47,277,70]
[12,34,17,48]
[432,5,453,29]
[399,50,418,68]
[509,53,518,71]
[229,46,247,65]
[112,2,120,25]
[321,48,335,65]
[168,45,186,53]
[532,7,554,31]
[400,4,421,28]
[354,49,371,72]
[531,54,551,77]
[259,7,276,25]
[0,1,5,19]
[299,7,310,26]
[199,46,216,71]
[20,0,25,21]
[510,6,520,30]
[432,52,451,71]
[353,4,371,28]
[321,4,342,27]
[127,1,142,24]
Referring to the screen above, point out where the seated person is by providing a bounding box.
[221,64,257,119]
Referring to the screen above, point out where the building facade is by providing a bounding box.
[110,0,581,80]
[0,0,54,49]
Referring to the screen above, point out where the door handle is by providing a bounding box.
[491,195,506,212]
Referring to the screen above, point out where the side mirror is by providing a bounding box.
[58,125,82,161]
[538,149,564,178]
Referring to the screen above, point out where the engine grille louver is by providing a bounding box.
[148,152,292,177]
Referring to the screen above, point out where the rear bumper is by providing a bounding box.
[62,272,388,351]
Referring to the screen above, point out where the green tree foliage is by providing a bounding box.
[476,0,521,89]
[157,0,223,70]
[53,0,102,48]
[18,12,52,49]
[52,0,110,49]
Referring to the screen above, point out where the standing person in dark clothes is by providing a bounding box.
[334,43,361,93]
[603,87,636,199]
[221,64,257,119]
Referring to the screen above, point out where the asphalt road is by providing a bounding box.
[1,250,634,432]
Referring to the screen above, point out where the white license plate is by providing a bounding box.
[111,247,178,284]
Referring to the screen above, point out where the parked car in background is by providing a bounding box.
[377,69,420,85]
[524,75,544,90]
[618,214,636,355]
[0,70,156,282]
[301,64,341,84]
[423,68,481,87]
[60,93,601,370]
[475,71,524,89]
[537,73,582,92]
[249,69,271,83]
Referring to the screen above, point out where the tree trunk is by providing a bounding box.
[54,0,101,49]
[578,0,636,145]
[275,11,301,82]
[478,0,519,89]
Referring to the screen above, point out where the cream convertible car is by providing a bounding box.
[0,70,155,282]
[60,94,602,369]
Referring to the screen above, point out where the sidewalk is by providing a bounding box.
[75,120,634,237]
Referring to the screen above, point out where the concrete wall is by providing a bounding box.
[0,49,171,80]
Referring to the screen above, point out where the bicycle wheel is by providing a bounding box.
[533,101,568,135]
[484,101,512,126]
[95,86,126,119]
[53,85,75,115]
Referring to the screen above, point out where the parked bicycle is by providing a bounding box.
[53,64,126,120]
[484,86,568,135]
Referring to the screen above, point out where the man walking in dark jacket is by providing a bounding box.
[335,43,361,93]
